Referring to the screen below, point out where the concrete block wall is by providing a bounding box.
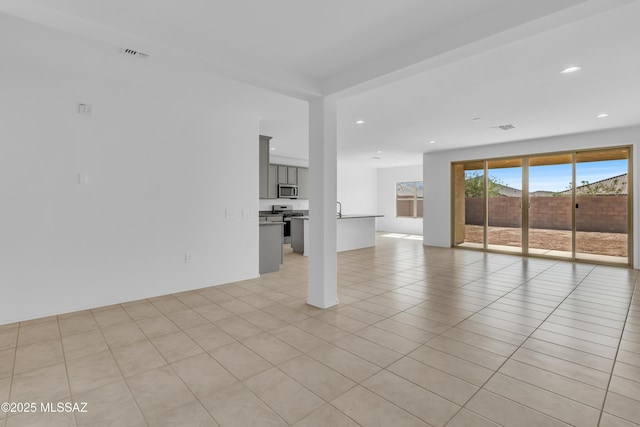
[530,197,572,230]
[465,198,484,225]
[575,195,628,233]
[487,198,522,228]
[465,196,627,232]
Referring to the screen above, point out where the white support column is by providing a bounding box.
[307,96,338,308]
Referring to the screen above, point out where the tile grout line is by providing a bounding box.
[335,259,548,375]
[3,323,19,427]
[55,316,77,426]
[149,296,314,427]
[86,307,150,426]
[139,297,294,426]
[104,299,281,426]
[357,256,577,418]
[326,257,562,421]
[596,273,639,427]
[225,267,397,426]
[135,300,241,427]
[483,325,630,414]
[443,262,601,426]
[234,254,526,424]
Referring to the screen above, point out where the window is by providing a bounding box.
[396,181,423,218]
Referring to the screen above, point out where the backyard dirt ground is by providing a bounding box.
[464,225,627,257]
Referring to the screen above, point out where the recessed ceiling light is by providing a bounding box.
[270,147,276,150]
[355,120,365,124]
[561,66,582,74]
[376,150,382,154]
[429,140,436,144]
[597,113,609,118]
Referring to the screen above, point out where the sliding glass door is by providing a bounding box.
[452,147,631,266]
[527,154,573,258]
[575,148,629,264]
[487,158,522,253]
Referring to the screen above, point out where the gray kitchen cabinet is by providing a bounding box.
[287,166,297,185]
[297,167,309,199]
[277,165,288,184]
[259,223,283,274]
[258,135,272,199]
[260,149,308,199]
[291,218,305,254]
[268,164,278,198]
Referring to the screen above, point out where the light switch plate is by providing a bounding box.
[226,209,239,219]
[78,103,93,116]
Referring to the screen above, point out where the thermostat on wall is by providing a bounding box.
[78,103,93,116]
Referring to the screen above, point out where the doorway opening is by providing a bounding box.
[452,147,632,266]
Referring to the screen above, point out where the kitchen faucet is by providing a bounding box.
[337,201,342,218]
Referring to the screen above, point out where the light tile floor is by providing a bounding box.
[1,234,639,426]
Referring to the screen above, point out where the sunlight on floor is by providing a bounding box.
[459,242,628,264]
[381,233,423,241]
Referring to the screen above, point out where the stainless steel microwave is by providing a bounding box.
[278,184,298,199]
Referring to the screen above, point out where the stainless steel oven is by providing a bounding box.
[272,205,303,244]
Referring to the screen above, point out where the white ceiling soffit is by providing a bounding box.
[2,0,631,100]
[337,0,640,167]
[0,0,321,99]
[324,0,637,97]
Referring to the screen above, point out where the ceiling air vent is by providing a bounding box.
[492,124,516,131]
[120,48,149,59]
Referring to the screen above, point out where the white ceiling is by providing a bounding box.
[339,0,640,166]
[2,0,640,167]
[11,0,511,81]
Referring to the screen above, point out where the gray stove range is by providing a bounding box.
[271,205,304,244]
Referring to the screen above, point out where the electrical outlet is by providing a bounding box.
[243,209,256,219]
[77,173,88,185]
[184,253,193,263]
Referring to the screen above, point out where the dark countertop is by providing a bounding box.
[292,215,383,220]
[259,210,308,217]
[259,221,285,226]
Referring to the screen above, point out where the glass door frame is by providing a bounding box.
[574,147,632,264]
[451,145,633,267]
[485,158,524,254]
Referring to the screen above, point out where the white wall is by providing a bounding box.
[0,64,260,324]
[337,161,378,215]
[376,164,423,234]
[423,126,640,267]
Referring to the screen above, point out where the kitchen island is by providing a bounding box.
[291,215,383,256]
[259,221,284,274]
